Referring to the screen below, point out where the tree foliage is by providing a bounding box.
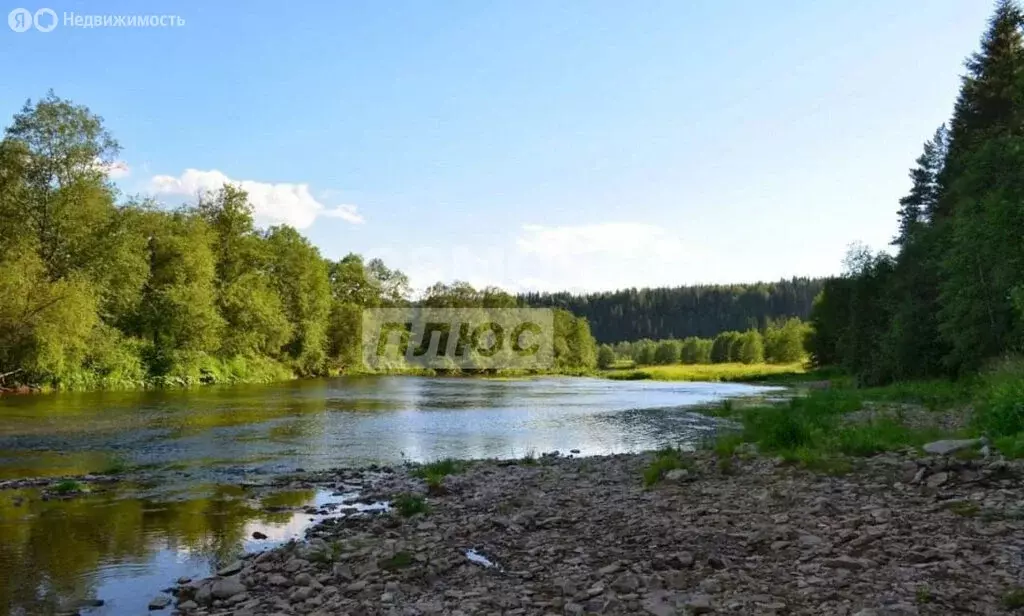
[0,93,425,388]
[811,1,1024,383]
[0,95,602,388]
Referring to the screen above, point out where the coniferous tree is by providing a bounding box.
[938,0,1024,372]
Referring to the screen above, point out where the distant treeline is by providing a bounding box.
[598,317,809,368]
[521,278,824,343]
[0,93,597,390]
[809,2,1024,385]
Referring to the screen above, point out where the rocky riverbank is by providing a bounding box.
[166,449,1024,616]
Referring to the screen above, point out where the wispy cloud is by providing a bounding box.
[516,222,685,259]
[147,168,364,229]
[382,222,704,294]
[96,159,131,179]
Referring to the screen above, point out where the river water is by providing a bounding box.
[0,375,781,615]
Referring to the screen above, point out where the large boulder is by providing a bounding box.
[922,439,980,456]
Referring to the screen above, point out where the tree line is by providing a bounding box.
[0,93,596,389]
[809,1,1024,385]
[598,317,809,368]
[521,278,824,344]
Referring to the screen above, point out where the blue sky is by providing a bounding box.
[1,0,994,293]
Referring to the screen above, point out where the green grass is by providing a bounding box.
[711,433,744,457]
[602,362,806,383]
[53,479,81,494]
[392,494,429,517]
[411,458,464,479]
[1003,588,1024,609]
[708,389,945,474]
[834,420,944,457]
[642,446,692,487]
[860,380,974,410]
[698,361,1024,476]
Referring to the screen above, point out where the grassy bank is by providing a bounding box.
[600,361,806,382]
[702,359,1024,466]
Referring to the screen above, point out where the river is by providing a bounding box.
[0,375,781,615]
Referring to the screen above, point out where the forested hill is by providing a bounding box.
[520,278,825,343]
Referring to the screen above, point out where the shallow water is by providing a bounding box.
[0,375,781,615]
[0,484,383,615]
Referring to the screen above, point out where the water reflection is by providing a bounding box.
[0,485,356,615]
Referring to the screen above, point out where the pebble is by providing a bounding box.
[166,450,1024,616]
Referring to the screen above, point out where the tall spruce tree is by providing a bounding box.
[882,127,950,380]
[938,0,1024,372]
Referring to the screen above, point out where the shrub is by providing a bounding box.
[972,360,1024,438]
[994,434,1024,459]
[653,340,682,365]
[737,330,765,364]
[392,494,428,517]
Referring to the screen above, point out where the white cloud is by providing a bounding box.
[321,203,364,224]
[516,222,684,259]
[379,222,706,295]
[147,168,364,229]
[95,159,130,179]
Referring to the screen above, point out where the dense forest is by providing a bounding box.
[809,1,1024,385]
[0,94,596,390]
[521,278,824,343]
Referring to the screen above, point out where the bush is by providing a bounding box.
[680,337,713,364]
[764,318,809,364]
[993,434,1024,458]
[633,340,656,365]
[597,345,616,369]
[737,330,765,364]
[653,340,682,365]
[972,359,1024,438]
[710,332,741,363]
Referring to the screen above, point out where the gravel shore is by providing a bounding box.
[168,449,1024,615]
